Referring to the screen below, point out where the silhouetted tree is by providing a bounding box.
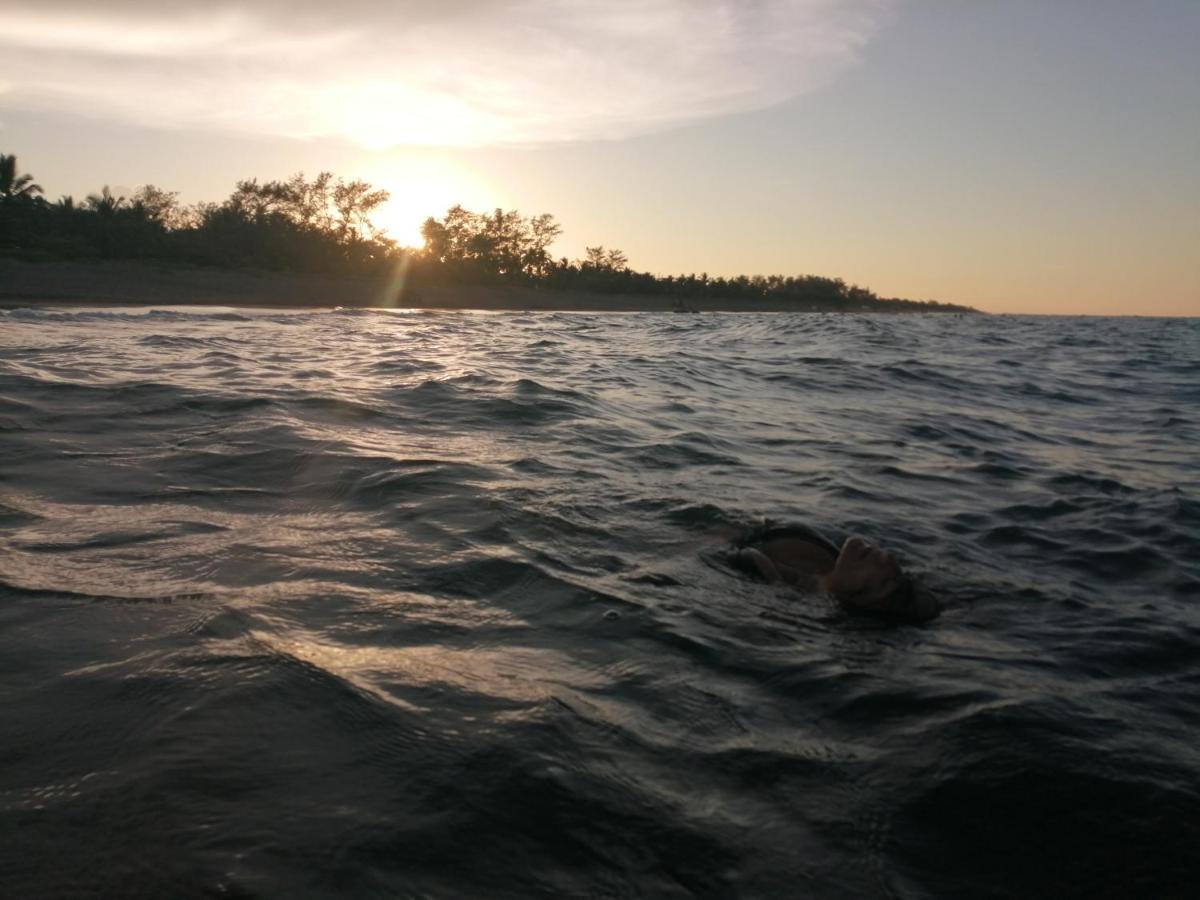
[85,186,126,216]
[130,185,181,229]
[418,205,562,280]
[0,155,42,205]
[524,213,562,277]
[332,178,389,244]
[582,246,628,271]
[283,171,334,230]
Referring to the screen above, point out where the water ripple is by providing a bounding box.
[1,307,1197,897]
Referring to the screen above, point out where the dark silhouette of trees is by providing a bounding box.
[0,155,47,251]
[190,172,393,271]
[85,186,126,216]
[419,205,562,280]
[130,185,182,229]
[583,246,628,272]
[332,178,389,244]
[221,172,387,241]
[0,155,43,205]
[0,151,974,312]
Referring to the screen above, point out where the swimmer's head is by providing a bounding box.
[828,535,939,622]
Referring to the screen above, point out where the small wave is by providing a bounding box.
[878,360,965,391]
[876,464,964,484]
[138,334,233,349]
[997,499,1081,521]
[0,577,208,605]
[394,378,589,426]
[632,434,742,469]
[351,460,500,501]
[1046,472,1135,495]
[980,524,1069,551]
[1016,380,1097,404]
[290,394,389,422]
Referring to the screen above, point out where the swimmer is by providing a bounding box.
[724,522,939,622]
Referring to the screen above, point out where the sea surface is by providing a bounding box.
[1,306,1197,899]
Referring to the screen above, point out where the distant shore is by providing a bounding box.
[0,259,973,314]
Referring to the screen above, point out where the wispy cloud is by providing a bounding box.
[2,1,894,147]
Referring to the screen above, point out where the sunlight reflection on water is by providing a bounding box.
[0,307,1197,897]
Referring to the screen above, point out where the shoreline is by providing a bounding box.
[0,258,972,314]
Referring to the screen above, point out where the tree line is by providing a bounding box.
[0,154,972,312]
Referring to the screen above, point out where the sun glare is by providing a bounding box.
[365,157,499,248]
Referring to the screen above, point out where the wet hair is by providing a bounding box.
[733,521,840,557]
[718,521,840,581]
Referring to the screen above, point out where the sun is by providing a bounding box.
[364,156,499,249]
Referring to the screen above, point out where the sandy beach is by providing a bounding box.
[0,258,928,313]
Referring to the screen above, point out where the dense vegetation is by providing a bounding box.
[1,154,971,312]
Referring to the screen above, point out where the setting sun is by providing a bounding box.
[364,156,500,248]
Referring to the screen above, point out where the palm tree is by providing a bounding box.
[86,186,126,215]
[0,154,43,204]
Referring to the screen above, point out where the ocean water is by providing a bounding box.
[0,306,1197,899]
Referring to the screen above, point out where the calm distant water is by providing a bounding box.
[1,306,1197,899]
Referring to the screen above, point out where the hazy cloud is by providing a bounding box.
[2,1,895,147]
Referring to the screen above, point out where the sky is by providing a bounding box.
[2,0,1197,315]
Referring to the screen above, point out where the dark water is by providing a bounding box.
[1,306,1197,899]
